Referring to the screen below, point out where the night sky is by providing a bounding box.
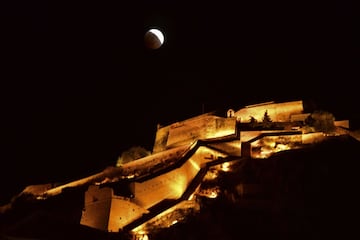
[1,1,359,204]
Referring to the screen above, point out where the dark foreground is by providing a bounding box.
[1,135,358,240]
[151,135,359,240]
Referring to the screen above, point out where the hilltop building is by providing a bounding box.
[0,100,352,240]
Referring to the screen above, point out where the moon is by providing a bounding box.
[144,28,165,49]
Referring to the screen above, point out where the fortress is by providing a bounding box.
[0,99,352,239]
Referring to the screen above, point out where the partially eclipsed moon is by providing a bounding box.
[144,28,165,49]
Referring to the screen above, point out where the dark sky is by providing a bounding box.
[1,1,358,203]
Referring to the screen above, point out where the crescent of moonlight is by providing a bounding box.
[149,28,164,45]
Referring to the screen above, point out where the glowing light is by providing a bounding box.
[138,234,149,240]
[126,174,135,179]
[198,187,219,199]
[149,29,164,44]
[188,193,195,200]
[188,158,200,171]
[132,230,149,240]
[170,174,188,198]
[221,162,231,172]
[261,150,272,157]
[275,143,290,152]
[204,170,218,180]
[209,191,218,198]
[144,28,165,50]
[266,140,276,148]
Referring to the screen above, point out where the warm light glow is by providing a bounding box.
[234,100,304,122]
[188,185,201,200]
[131,200,199,236]
[265,140,276,148]
[13,99,349,238]
[188,158,200,171]
[132,230,149,239]
[207,128,236,139]
[195,146,228,163]
[188,193,195,200]
[209,191,218,198]
[221,162,231,172]
[259,148,274,158]
[203,170,218,180]
[302,132,325,144]
[126,174,135,179]
[135,233,149,240]
[198,187,219,199]
[275,143,290,152]
[149,28,164,44]
[253,143,293,158]
[250,134,303,158]
[170,174,188,198]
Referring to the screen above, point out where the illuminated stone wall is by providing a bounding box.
[131,146,227,210]
[234,100,304,123]
[80,185,150,232]
[153,114,237,152]
[80,186,112,231]
[81,146,228,232]
[108,196,149,232]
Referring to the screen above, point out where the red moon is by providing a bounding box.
[144,29,164,50]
